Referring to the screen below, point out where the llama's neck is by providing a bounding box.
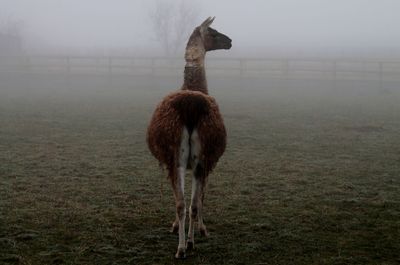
[182,63,208,94]
[181,33,208,94]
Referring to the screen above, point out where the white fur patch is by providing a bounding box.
[190,129,201,169]
[179,127,190,168]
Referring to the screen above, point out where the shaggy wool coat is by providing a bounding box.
[147,90,226,182]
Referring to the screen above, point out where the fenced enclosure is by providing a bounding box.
[1,56,400,85]
[1,67,399,264]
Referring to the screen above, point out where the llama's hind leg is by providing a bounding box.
[187,174,202,250]
[188,164,209,238]
[172,168,186,259]
[172,127,189,259]
[171,217,179,234]
[187,130,206,251]
[195,165,209,237]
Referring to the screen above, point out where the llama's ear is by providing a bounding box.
[200,16,215,29]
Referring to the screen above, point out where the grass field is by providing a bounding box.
[0,73,399,264]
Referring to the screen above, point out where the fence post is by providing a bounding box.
[379,62,383,91]
[282,59,289,79]
[151,58,156,76]
[131,58,135,75]
[95,57,99,74]
[239,59,246,76]
[66,56,71,75]
[108,57,112,76]
[332,61,337,89]
[24,56,30,72]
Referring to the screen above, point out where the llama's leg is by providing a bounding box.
[187,129,206,250]
[172,167,186,258]
[196,166,209,237]
[187,175,202,250]
[171,218,179,234]
[172,127,189,259]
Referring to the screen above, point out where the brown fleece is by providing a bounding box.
[146,90,226,184]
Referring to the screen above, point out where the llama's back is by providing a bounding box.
[147,90,226,176]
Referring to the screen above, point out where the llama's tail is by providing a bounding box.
[170,91,211,133]
[147,90,225,179]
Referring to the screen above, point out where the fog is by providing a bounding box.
[1,0,400,57]
[1,2,400,264]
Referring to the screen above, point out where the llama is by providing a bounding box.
[147,17,232,259]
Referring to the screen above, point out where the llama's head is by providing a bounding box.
[185,17,232,62]
[199,17,232,51]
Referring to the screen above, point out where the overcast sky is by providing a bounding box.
[1,0,400,52]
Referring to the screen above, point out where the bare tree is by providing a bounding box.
[0,14,25,55]
[0,14,24,36]
[149,0,200,56]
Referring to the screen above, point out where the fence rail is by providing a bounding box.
[1,56,400,83]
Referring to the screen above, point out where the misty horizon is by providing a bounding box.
[1,0,400,57]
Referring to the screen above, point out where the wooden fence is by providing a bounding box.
[1,56,400,83]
